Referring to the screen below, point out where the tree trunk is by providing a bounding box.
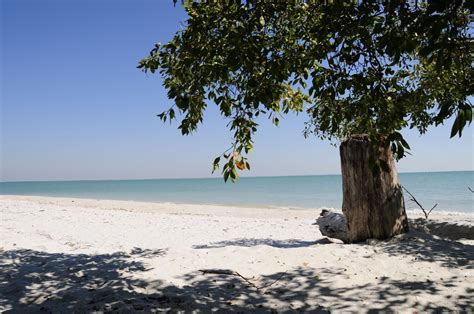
[340,135,409,243]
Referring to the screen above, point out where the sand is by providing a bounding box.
[0,195,473,312]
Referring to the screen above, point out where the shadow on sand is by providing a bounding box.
[375,230,474,269]
[410,218,474,240]
[1,233,473,313]
[193,238,319,249]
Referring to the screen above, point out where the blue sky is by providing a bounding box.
[1,0,472,182]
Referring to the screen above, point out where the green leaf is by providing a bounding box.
[450,114,461,138]
[399,138,410,150]
[259,16,265,26]
[273,117,280,126]
[212,157,220,173]
[223,170,230,182]
[391,143,397,155]
[465,106,472,124]
[396,144,405,160]
[230,168,238,182]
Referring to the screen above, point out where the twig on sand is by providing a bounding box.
[468,186,474,193]
[402,186,437,220]
[199,269,287,290]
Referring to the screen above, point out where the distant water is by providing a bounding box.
[1,171,473,213]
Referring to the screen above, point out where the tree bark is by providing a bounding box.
[340,135,409,243]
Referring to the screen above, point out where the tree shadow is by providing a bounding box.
[409,218,474,240]
[129,247,169,258]
[192,238,319,249]
[0,249,165,312]
[371,230,474,269]
[1,248,471,312]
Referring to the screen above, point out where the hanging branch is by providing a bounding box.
[402,186,438,220]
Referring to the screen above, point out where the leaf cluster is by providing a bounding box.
[139,0,473,180]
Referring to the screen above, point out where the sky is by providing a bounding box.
[1,0,473,182]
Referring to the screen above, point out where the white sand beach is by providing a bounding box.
[0,195,473,312]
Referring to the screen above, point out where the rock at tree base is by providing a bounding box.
[316,210,349,243]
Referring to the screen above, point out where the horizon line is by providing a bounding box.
[1,169,472,184]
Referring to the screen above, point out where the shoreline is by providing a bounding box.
[1,195,473,311]
[0,195,320,219]
[1,194,473,218]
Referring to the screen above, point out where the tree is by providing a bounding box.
[139,1,473,242]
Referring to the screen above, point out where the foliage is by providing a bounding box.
[139,1,473,181]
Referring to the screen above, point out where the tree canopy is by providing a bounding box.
[139,1,473,181]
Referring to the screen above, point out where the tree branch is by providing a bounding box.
[402,186,437,220]
[199,269,287,290]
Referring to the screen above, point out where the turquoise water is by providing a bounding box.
[1,171,473,213]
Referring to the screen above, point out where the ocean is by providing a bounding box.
[1,171,473,213]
